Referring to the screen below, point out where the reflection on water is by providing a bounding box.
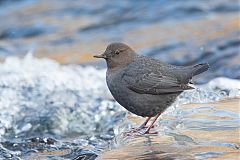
[0,0,239,159]
[100,98,240,160]
[0,55,239,159]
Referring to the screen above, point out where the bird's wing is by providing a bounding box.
[122,61,193,95]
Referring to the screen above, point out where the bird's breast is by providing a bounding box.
[106,70,133,107]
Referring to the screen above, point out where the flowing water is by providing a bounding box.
[0,55,239,160]
[0,0,239,160]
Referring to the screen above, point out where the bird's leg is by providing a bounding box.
[139,117,151,129]
[123,117,152,136]
[144,113,161,134]
[129,117,151,132]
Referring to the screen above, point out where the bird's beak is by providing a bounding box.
[93,53,107,59]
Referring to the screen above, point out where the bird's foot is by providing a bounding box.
[139,124,156,129]
[123,129,141,137]
[143,130,159,135]
[123,128,159,136]
[123,126,146,136]
[123,124,158,136]
[143,125,159,135]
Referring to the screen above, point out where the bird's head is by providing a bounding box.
[94,43,137,69]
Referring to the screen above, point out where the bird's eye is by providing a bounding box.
[115,50,120,55]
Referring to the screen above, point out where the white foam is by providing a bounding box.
[0,54,239,138]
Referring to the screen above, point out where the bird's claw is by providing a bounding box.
[123,129,141,137]
[123,125,158,137]
[139,125,156,130]
[144,130,159,135]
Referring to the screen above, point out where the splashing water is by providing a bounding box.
[0,54,125,138]
[0,55,239,159]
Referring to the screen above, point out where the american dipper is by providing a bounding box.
[94,43,209,134]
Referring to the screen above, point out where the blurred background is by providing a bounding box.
[0,0,239,159]
[0,0,239,82]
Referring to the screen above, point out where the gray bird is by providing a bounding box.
[94,43,209,134]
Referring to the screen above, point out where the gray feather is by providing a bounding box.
[122,56,194,95]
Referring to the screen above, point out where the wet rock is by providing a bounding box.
[28,137,56,145]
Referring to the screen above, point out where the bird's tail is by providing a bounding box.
[191,63,209,76]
